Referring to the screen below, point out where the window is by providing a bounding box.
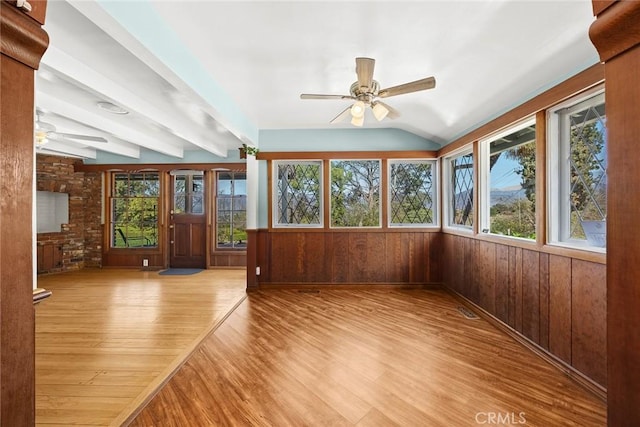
[445,151,474,229]
[481,120,536,240]
[173,172,204,214]
[274,161,322,227]
[389,160,437,227]
[111,172,159,248]
[330,160,381,228]
[549,90,606,249]
[216,172,247,249]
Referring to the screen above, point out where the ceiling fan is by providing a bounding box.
[35,111,108,146]
[300,57,436,126]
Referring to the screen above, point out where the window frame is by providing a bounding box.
[547,86,606,253]
[272,160,324,229]
[109,172,160,249]
[215,171,247,250]
[443,147,475,232]
[479,117,537,242]
[387,159,439,228]
[329,159,382,229]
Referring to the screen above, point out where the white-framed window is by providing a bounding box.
[273,160,323,228]
[548,88,606,250]
[388,159,438,227]
[330,159,381,228]
[479,118,537,240]
[443,149,474,230]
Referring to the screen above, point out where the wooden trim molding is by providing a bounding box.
[439,64,604,157]
[257,150,438,161]
[589,0,640,61]
[1,1,49,424]
[0,1,48,69]
[592,1,616,16]
[590,0,640,423]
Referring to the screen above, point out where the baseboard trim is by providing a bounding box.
[444,287,607,402]
[256,282,444,291]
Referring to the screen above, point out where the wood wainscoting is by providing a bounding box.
[254,230,442,286]
[441,233,606,391]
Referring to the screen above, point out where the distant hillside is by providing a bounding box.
[452,187,527,208]
[490,186,526,206]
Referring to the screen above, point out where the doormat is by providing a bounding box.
[158,268,204,276]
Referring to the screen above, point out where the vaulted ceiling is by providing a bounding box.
[35,1,599,161]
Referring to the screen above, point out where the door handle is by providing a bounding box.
[170,240,174,244]
[169,225,174,229]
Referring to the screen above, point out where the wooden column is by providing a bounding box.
[589,1,640,424]
[0,1,48,425]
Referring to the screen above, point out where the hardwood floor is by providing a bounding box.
[35,269,247,426]
[132,289,606,427]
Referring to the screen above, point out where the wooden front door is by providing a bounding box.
[170,172,206,268]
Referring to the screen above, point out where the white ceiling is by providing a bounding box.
[36,0,599,160]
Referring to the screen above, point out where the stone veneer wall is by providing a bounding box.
[36,154,102,273]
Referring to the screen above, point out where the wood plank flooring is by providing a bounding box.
[132,289,606,427]
[35,269,247,426]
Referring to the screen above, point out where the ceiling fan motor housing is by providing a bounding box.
[350,80,380,104]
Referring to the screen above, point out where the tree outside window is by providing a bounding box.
[330,160,381,228]
[111,172,159,248]
[389,160,437,226]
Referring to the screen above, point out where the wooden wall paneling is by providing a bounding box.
[427,232,440,283]
[538,253,550,350]
[548,255,572,364]
[364,232,386,283]
[571,259,606,387]
[269,233,288,282]
[386,232,409,283]
[478,241,496,313]
[303,232,331,283]
[257,230,270,283]
[506,247,518,329]
[331,232,349,283]
[494,244,510,323]
[347,232,367,283]
[521,249,540,344]
[463,237,476,300]
[453,235,466,293]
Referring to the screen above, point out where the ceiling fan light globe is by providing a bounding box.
[351,115,364,127]
[372,102,389,121]
[350,100,365,118]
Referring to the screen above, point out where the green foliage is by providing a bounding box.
[111,173,159,248]
[331,160,380,227]
[277,163,321,225]
[390,163,434,224]
[490,198,535,239]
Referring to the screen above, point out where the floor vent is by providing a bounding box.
[457,306,479,319]
[298,289,320,294]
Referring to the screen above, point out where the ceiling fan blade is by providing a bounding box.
[300,94,355,100]
[55,132,108,143]
[378,76,436,98]
[330,105,352,124]
[356,57,375,90]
